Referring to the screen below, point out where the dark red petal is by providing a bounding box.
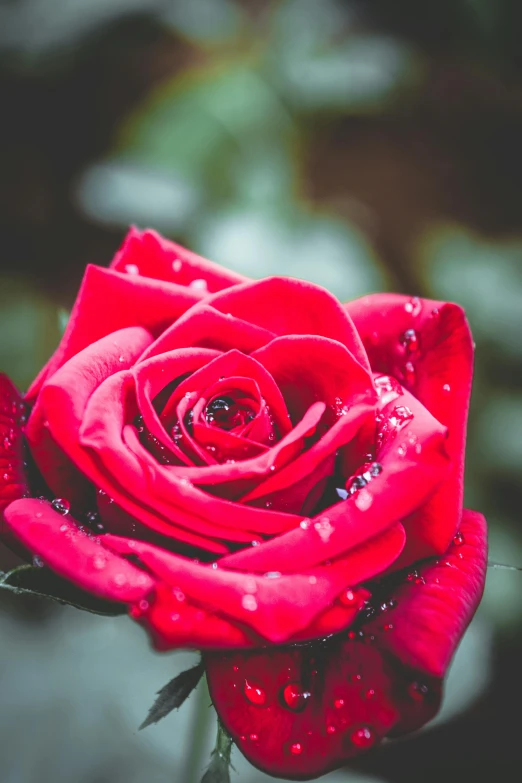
[367,509,487,679]
[206,511,485,779]
[205,637,439,780]
[2,498,154,602]
[345,294,473,558]
[110,226,248,291]
[25,264,203,401]
[0,374,29,513]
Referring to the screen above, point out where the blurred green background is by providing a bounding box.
[0,1,521,782]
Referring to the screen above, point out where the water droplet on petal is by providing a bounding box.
[189,278,208,290]
[242,594,258,612]
[354,489,373,511]
[51,498,71,515]
[249,733,259,742]
[351,726,375,748]
[289,742,303,755]
[404,296,421,316]
[244,680,266,706]
[334,698,345,709]
[123,263,139,275]
[365,689,376,700]
[453,531,464,546]
[400,328,420,355]
[442,383,451,394]
[113,573,127,587]
[300,520,310,530]
[327,724,336,734]
[339,588,357,606]
[314,516,333,543]
[32,555,44,568]
[264,571,282,579]
[92,555,106,570]
[282,683,310,712]
[408,681,429,701]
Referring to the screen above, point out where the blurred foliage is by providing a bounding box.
[1,1,522,782]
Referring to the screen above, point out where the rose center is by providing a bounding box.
[205,396,256,431]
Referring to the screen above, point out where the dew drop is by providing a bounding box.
[51,497,71,515]
[113,573,127,587]
[365,689,376,700]
[290,742,303,756]
[327,725,336,734]
[339,588,357,606]
[244,679,267,706]
[351,726,375,748]
[123,263,139,275]
[314,516,333,543]
[173,588,185,602]
[404,296,421,316]
[453,531,464,546]
[189,278,208,290]
[334,698,345,709]
[249,733,259,742]
[400,328,420,355]
[383,623,394,632]
[92,555,106,570]
[264,571,282,579]
[282,683,310,712]
[442,383,451,394]
[403,361,416,386]
[59,524,68,532]
[408,681,429,701]
[32,555,44,568]
[354,488,373,511]
[242,594,258,612]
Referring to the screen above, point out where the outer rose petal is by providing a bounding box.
[2,498,154,602]
[205,510,486,780]
[110,226,248,291]
[345,294,473,560]
[25,326,155,505]
[26,264,204,402]
[102,522,405,645]
[0,374,28,512]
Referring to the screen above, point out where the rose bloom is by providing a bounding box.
[0,229,486,780]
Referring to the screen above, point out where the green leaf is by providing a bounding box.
[0,565,127,616]
[140,661,205,730]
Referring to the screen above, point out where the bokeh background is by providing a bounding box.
[1,1,521,781]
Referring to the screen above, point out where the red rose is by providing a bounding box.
[0,228,486,780]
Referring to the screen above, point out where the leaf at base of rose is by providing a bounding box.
[0,564,127,616]
[139,661,204,730]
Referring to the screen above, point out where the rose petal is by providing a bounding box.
[139,303,275,363]
[207,277,372,375]
[26,264,203,401]
[367,509,487,678]
[0,374,29,513]
[2,498,154,602]
[111,227,248,291]
[222,387,449,572]
[345,294,474,558]
[103,522,405,644]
